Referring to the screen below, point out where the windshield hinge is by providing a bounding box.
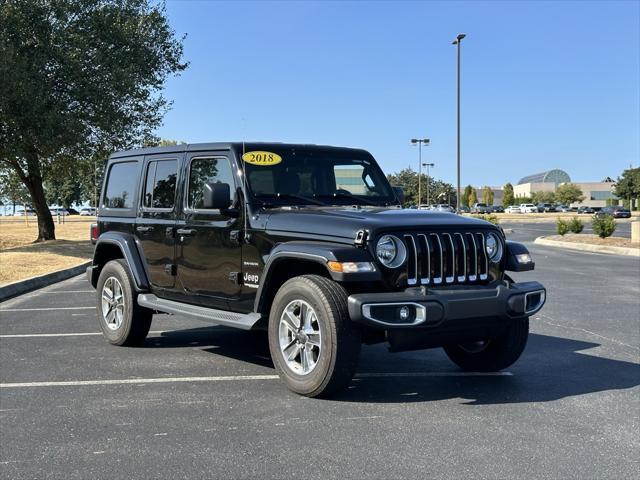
[355,229,369,246]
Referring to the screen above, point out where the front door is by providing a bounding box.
[176,153,242,309]
[136,155,179,290]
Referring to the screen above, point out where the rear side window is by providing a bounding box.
[188,157,235,209]
[103,162,139,209]
[142,160,178,209]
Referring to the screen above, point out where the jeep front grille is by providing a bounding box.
[402,232,489,286]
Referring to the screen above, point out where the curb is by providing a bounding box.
[534,237,640,257]
[0,261,91,302]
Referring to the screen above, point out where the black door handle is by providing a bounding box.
[136,226,153,233]
[176,228,196,236]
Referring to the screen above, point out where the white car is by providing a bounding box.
[519,203,538,213]
[80,208,96,216]
[505,205,522,214]
[14,209,36,216]
[49,208,69,216]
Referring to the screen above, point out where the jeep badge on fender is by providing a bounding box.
[87,142,545,397]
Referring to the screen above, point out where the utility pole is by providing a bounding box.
[411,138,429,207]
[452,33,466,213]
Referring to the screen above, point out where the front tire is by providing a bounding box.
[443,317,529,371]
[268,275,361,397]
[96,259,152,346]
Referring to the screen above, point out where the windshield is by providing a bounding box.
[240,146,396,207]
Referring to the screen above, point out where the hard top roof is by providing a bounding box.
[110,142,370,159]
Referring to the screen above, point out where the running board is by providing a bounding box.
[137,294,260,330]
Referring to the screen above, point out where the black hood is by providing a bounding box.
[261,206,498,241]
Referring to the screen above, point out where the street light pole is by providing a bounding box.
[452,33,466,213]
[411,138,429,207]
[423,162,435,205]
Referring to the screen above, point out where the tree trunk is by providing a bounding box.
[24,174,56,241]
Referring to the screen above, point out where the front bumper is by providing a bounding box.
[348,281,546,330]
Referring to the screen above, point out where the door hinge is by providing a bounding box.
[164,264,177,276]
[229,272,241,285]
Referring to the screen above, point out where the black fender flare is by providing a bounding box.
[505,240,535,272]
[253,241,381,313]
[89,232,151,290]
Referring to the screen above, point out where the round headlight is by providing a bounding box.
[485,233,503,262]
[376,235,406,268]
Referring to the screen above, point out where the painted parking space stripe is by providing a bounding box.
[0,371,513,388]
[0,306,95,312]
[0,330,165,338]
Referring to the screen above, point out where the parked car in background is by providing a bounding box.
[471,203,492,214]
[433,204,455,213]
[458,205,470,213]
[519,203,538,213]
[596,206,631,218]
[577,206,595,214]
[49,208,69,216]
[536,203,556,213]
[14,208,36,216]
[67,208,80,215]
[80,207,97,216]
[556,204,571,212]
[491,205,504,213]
[504,205,521,213]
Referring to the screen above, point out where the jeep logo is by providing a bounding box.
[243,273,259,285]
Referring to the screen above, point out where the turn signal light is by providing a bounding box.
[327,261,375,273]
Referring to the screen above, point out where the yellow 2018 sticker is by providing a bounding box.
[242,151,282,166]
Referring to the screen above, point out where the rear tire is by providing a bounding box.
[268,275,361,397]
[96,259,152,346]
[443,317,529,371]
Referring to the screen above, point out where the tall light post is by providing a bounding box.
[422,162,435,205]
[452,33,466,213]
[411,138,429,207]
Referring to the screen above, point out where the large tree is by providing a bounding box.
[481,186,494,205]
[461,185,474,208]
[0,0,187,240]
[386,168,455,207]
[614,167,640,209]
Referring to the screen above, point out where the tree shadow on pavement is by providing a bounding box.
[147,327,639,405]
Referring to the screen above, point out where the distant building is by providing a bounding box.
[513,168,617,207]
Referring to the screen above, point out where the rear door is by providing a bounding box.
[136,155,180,290]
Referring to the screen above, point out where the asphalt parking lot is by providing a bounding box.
[1,229,639,479]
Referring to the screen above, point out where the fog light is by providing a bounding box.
[399,306,410,321]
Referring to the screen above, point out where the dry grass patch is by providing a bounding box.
[0,217,95,285]
[546,234,639,249]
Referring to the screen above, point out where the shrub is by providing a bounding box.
[568,217,584,234]
[471,214,499,225]
[556,218,569,236]
[592,214,616,238]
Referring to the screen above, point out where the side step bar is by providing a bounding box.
[137,294,261,330]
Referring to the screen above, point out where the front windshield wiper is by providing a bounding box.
[314,193,381,207]
[256,193,328,207]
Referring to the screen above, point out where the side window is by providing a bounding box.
[142,160,177,209]
[103,162,139,209]
[188,157,235,210]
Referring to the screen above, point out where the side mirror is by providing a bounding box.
[393,186,405,203]
[203,182,232,210]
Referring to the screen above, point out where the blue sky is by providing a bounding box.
[157,0,640,188]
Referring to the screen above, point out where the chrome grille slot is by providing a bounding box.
[404,234,418,285]
[400,231,491,286]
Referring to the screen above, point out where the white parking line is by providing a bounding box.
[0,330,166,338]
[0,306,95,312]
[0,372,513,388]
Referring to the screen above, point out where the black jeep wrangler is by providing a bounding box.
[87,142,546,397]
